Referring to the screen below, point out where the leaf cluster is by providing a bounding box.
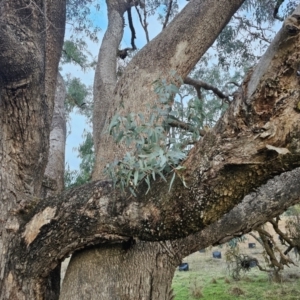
[104,77,188,195]
[66,0,101,42]
[64,131,94,188]
[61,40,95,70]
[64,75,93,119]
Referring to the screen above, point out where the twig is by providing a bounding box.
[162,0,173,29]
[135,6,150,43]
[127,8,137,50]
[273,0,285,21]
[184,76,230,103]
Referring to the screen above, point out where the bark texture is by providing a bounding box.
[70,1,248,297]
[61,242,178,300]
[42,73,67,199]
[41,72,67,299]
[0,0,66,298]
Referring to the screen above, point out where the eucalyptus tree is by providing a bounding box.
[1,0,300,299]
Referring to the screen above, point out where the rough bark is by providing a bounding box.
[1,162,298,298]
[0,0,66,298]
[59,167,300,299]
[61,242,178,300]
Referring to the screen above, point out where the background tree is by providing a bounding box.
[1,0,300,299]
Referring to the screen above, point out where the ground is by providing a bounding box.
[173,219,300,300]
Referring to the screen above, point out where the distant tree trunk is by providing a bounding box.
[41,73,67,299]
[42,73,67,199]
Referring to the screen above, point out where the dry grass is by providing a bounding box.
[173,219,300,299]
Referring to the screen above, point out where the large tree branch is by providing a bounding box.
[173,167,300,257]
[162,0,173,29]
[15,166,300,279]
[14,9,300,279]
[25,7,300,254]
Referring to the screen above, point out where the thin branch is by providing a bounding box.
[257,227,283,270]
[243,24,272,44]
[248,232,263,245]
[162,0,173,29]
[184,76,230,102]
[273,0,285,21]
[127,7,137,50]
[233,15,273,44]
[269,218,295,247]
[166,117,207,137]
[135,6,150,43]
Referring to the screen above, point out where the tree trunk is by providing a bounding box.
[0,1,66,298]
[42,73,67,199]
[61,241,179,300]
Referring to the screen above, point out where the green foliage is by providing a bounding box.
[104,61,247,195]
[61,40,95,70]
[64,75,93,119]
[64,131,94,188]
[66,0,101,42]
[214,0,300,70]
[104,76,189,195]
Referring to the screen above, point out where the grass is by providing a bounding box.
[172,244,300,300]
